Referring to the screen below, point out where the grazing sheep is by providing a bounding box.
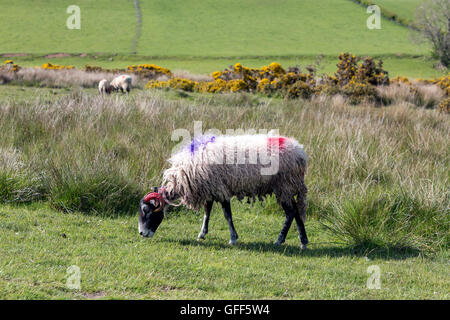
[98,79,111,94]
[138,134,309,249]
[110,74,132,94]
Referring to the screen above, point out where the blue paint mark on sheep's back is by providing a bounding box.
[188,135,216,155]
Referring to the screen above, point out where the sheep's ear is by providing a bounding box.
[165,191,179,202]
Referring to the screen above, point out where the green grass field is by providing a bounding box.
[1,202,448,299]
[1,0,446,78]
[137,0,426,57]
[0,0,427,56]
[0,0,135,53]
[370,0,423,21]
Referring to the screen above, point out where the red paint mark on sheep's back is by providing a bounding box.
[268,137,288,150]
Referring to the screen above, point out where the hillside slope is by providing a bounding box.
[138,0,427,57]
[0,0,135,53]
[0,0,427,56]
[369,0,423,22]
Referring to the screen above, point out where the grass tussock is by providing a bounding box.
[0,147,45,203]
[0,89,448,252]
[320,191,449,253]
[45,153,142,215]
[377,82,445,109]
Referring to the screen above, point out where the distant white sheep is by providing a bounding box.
[138,134,309,249]
[110,74,132,94]
[98,79,111,94]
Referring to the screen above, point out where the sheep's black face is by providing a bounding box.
[138,199,164,237]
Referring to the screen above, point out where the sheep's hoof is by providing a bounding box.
[197,233,206,241]
[229,239,237,245]
[274,240,283,246]
[301,244,308,250]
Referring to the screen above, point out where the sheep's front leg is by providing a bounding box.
[197,201,213,241]
[221,200,238,245]
[275,203,294,245]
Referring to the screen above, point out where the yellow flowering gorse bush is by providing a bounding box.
[2,60,21,72]
[145,53,397,104]
[84,63,171,80]
[127,64,172,78]
[41,63,75,70]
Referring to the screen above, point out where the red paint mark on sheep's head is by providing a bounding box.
[268,137,287,151]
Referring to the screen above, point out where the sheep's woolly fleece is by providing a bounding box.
[110,74,132,90]
[98,79,110,93]
[162,134,308,211]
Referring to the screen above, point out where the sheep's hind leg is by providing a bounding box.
[197,201,213,241]
[294,195,309,250]
[294,213,308,250]
[221,200,238,245]
[275,202,295,245]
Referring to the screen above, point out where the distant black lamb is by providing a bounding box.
[138,134,309,249]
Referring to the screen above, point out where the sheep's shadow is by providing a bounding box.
[160,237,423,261]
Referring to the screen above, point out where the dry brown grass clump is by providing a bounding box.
[3,68,146,89]
[438,97,450,113]
[377,82,444,108]
[171,69,213,82]
[0,90,448,209]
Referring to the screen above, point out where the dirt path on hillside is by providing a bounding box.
[131,0,142,54]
